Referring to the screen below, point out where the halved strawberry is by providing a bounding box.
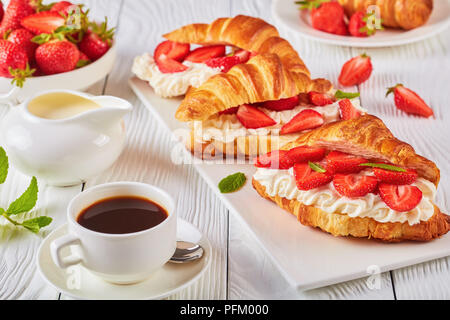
[154,40,190,62]
[378,183,422,212]
[348,11,379,37]
[293,162,333,191]
[373,168,418,185]
[205,55,241,72]
[308,91,334,106]
[326,151,367,174]
[184,45,225,63]
[280,109,324,135]
[236,104,276,129]
[21,11,66,35]
[338,54,373,87]
[254,150,292,170]
[333,173,378,198]
[386,84,434,118]
[260,95,299,111]
[339,99,361,120]
[285,146,326,164]
[234,49,251,63]
[155,55,188,73]
[218,106,239,115]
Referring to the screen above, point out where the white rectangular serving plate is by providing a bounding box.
[129,76,450,291]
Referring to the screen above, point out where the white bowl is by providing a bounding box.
[0,42,117,102]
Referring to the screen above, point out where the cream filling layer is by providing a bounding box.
[253,168,436,226]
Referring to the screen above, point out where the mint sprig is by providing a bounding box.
[359,163,406,172]
[335,90,360,100]
[218,172,246,193]
[308,161,326,173]
[0,147,8,184]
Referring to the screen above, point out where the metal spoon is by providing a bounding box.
[169,241,204,263]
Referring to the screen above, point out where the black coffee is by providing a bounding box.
[77,196,168,234]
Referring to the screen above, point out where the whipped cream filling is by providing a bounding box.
[132,53,221,98]
[192,98,365,143]
[253,168,436,226]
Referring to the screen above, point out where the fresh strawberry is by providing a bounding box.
[76,51,90,68]
[285,146,326,164]
[326,151,367,174]
[155,54,188,73]
[308,91,334,106]
[293,162,333,191]
[260,95,299,111]
[373,168,418,185]
[35,40,79,75]
[333,173,378,197]
[205,55,242,73]
[0,2,4,23]
[21,11,66,35]
[7,28,37,62]
[236,104,276,129]
[184,45,225,63]
[280,109,324,135]
[50,1,79,16]
[79,19,115,61]
[154,40,190,62]
[378,183,422,212]
[339,99,361,120]
[0,39,27,77]
[333,20,349,36]
[0,0,34,37]
[254,150,293,170]
[218,106,239,115]
[348,11,379,37]
[304,1,347,35]
[234,49,251,63]
[338,54,373,87]
[386,84,434,118]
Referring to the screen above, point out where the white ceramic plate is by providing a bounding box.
[129,76,450,290]
[272,0,450,48]
[37,218,211,300]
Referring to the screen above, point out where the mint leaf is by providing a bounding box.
[22,216,52,234]
[6,177,38,216]
[218,172,246,193]
[359,163,407,172]
[0,147,8,184]
[335,90,360,99]
[308,161,326,173]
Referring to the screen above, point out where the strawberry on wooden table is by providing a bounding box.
[285,146,326,164]
[7,28,37,62]
[333,173,378,197]
[35,40,79,75]
[260,95,299,111]
[21,11,66,35]
[184,45,225,63]
[293,162,333,191]
[0,0,34,37]
[386,84,434,118]
[378,183,423,212]
[326,151,367,174]
[280,109,324,135]
[338,54,373,86]
[308,91,334,106]
[373,167,418,185]
[254,150,293,170]
[236,104,276,129]
[338,98,361,120]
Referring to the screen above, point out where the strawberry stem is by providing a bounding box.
[9,64,36,88]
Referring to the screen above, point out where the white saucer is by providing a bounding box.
[272,0,450,48]
[37,218,211,300]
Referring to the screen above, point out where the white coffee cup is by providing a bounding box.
[50,181,176,284]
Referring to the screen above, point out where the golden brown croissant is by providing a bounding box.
[164,15,310,76]
[338,0,433,30]
[252,115,449,242]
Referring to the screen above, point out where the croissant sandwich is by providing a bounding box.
[338,0,433,30]
[252,115,449,242]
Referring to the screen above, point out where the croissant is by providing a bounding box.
[164,15,310,76]
[252,115,449,241]
[337,0,433,30]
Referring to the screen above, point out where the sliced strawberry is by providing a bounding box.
[260,96,299,111]
[234,49,251,63]
[308,91,334,106]
[334,21,349,36]
[184,45,225,63]
[373,168,418,185]
[236,104,276,129]
[378,183,423,212]
[218,106,239,115]
[254,150,292,170]
[338,54,373,87]
[293,162,333,191]
[154,40,190,62]
[155,55,188,73]
[326,151,367,174]
[349,11,378,37]
[285,146,326,164]
[205,55,241,72]
[21,11,65,35]
[280,109,324,135]
[386,84,434,118]
[333,173,378,198]
[339,99,361,120]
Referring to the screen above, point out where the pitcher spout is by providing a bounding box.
[81,95,132,126]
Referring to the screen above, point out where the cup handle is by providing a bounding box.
[50,233,83,269]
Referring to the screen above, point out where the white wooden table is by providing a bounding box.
[1,0,449,300]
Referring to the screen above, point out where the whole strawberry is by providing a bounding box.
[0,0,34,37]
[35,40,80,75]
[79,18,114,61]
[348,11,380,37]
[50,1,74,15]
[7,28,38,62]
[298,0,348,35]
[0,39,34,87]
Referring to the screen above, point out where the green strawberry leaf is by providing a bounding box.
[359,163,407,172]
[309,161,326,173]
[22,216,53,234]
[218,172,246,193]
[335,90,360,100]
[6,177,38,216]
[0,147,8,184]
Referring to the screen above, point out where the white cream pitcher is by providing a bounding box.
[1,89,132,186]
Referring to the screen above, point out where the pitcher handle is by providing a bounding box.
[0,87,20,107]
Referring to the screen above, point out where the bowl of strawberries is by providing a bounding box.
[0,0,116,101]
